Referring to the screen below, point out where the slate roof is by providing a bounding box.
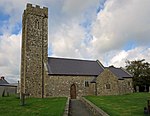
[0,77,9,85]
[47,57,104,76]
[108,66,132,79]
[0,77,17,87]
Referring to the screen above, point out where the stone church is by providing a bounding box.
[20,3,133,98]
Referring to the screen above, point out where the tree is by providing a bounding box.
[125,59,150,92]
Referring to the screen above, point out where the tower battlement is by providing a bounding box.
[24,3,48,18]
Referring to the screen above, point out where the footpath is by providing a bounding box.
[69,99,94,116]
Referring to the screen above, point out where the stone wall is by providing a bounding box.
[81,97,109,116]
[0,86,17,96]
[44,75,96,98]
[96,69,133,96]
[118,78,133,95]
[21,3,48,98]
[96,69,120,96]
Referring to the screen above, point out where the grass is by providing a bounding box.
[85,93,150,116]
[0,96,67,116]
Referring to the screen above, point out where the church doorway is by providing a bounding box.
[70,84,76,99]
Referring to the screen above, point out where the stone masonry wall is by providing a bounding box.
[21,3,48,98]
[44,75,96,98]
[96,69,119,96]
[96,69,133,96]
[118,78,133,95]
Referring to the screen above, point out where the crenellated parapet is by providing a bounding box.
[24,3,48,18]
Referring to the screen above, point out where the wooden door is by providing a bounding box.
[70,84,76,99]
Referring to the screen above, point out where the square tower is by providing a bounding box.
[21,3,48,98]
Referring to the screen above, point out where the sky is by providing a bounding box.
[0,0,150,83]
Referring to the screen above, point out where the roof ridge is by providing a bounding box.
[96,60,105,69]
[48,57,96,62]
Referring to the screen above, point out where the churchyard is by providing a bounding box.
[0,96,67,116]
[85,93,150,116]
[0,93,150,116]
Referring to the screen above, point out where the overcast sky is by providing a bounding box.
[0,0,150,83]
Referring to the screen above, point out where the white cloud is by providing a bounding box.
[0,33,21,83]
[0,0,48,33]
[91,0,150,54]
[50,22,88,58]
[62,0,99,17]
[108,47,150,67]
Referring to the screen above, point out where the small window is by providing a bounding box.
[106,84,110,89]
[85,81,89,87]
[128,81,130,86]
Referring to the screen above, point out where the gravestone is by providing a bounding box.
[136,86,139,92]
[144,85,147,92]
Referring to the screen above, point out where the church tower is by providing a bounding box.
[21,3,48,98]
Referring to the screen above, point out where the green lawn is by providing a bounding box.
[85,93,150,116]
[0,96,67,116]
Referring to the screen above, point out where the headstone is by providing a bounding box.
[144,85,147,92]
[136,86,139,92]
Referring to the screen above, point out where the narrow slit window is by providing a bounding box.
[35,19,40,29]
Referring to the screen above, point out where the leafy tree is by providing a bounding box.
[125,59,150,91]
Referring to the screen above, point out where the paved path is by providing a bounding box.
[69,99,94,116]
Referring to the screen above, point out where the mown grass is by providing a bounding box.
[0,96,67,116]
[85,93,150,116]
